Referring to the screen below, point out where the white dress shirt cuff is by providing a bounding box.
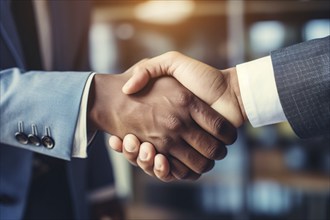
[236,56,287,127]
[72,72,96,158]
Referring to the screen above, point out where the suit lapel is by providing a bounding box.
[0,0,25,69]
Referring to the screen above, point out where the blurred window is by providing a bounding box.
[303,19,330,41]
[249,21,286,57]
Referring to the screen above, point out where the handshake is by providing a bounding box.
[88,51,246,182]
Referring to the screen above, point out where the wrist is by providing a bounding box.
[87,73,126,134]
[223,67,248,125]
[87,75,98,133]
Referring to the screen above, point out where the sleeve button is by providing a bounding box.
[15,132,28,145]
[41,127,54,149]
[28,124,41,146]
[15,121,28,144]
[42,136,55,149]
[28,134,41,146]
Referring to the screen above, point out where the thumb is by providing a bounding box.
[122,71,151,94]
[122,51,183,94]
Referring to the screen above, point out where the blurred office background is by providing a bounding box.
[89,1,330,220]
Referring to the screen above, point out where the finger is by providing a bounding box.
[168,156,201,181]
[189,97,237,145]
[123,58,149,74]
[122,58,152,94]
[122,134,141,166]
[168,139,215,174]
[108,135,123,152]
[182,124,228,160]
[136,142,156,176]
[122,53,176,94]
[122,71,151,94]
[154,154,175,182]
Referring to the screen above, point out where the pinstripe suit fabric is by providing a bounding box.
[271,36,330,138]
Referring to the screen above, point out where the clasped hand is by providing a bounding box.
[89,52,243,182]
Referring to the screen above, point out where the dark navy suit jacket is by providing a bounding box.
[271,36,330,138]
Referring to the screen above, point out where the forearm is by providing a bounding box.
[0,68,92,160]
[235,36,329,138]
[271,36,330,138]
[87,73,129,135]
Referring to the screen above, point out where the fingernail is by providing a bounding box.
[124,144,136,152]
[155,159,163,171]
[139,149,148,161]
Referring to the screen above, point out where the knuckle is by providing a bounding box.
[213,116,226,133]
[132,65,144,75]
[169,158,191,180]
[174,90,193,107]
[139,58,149,63]
[156,136,173,151]
[165,51,182,59]
[227,128,238,145]
[196,159,215,174]
[165,114,182,131]
[205,143,225,160]
[205,145,218,159]
[173,169,191,180]
[214,118,237,145]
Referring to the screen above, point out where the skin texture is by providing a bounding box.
[88,72,237,181]
[123,51,246,127]
[109,52,247,182]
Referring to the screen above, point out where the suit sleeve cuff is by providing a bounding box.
[72,72,96,158]
[236,56,287,127]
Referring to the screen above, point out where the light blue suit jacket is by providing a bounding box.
[0,1,114,219]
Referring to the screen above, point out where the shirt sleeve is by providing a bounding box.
[236,56,287,127]
[72,72,96,158]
